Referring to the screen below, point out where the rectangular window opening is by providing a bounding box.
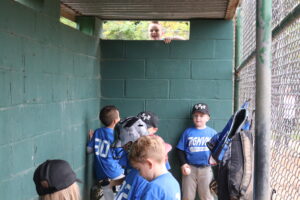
[101,20,190,41]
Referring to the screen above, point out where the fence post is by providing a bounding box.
[234,8,242,112]
[255,0,272,199]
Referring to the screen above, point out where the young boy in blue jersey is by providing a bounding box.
[87,105,125,200]
[129,135,181,200]
[176,103,217,200]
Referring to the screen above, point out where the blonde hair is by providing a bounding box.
[40,182,80,200]
[129,135,166,165]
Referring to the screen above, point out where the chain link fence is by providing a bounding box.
[236,0,300,199]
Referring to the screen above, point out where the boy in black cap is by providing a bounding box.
[137,111,159,135]
[137,111,172,171]
[33,159,80,200]
[176,103,217,200]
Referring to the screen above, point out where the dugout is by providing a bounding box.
[0,0,239,199]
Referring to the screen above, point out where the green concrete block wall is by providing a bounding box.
[101,19,234,181]
[0,0,100,199]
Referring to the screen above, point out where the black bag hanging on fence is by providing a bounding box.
[207,101,254,200]
[217,130,254,200]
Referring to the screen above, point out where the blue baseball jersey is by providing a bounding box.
[176,126,217,166]
[115,168,148,200]
[87,127,124,180]
[140,172,181,200]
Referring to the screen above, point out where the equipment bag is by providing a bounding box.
[207,103,249,163]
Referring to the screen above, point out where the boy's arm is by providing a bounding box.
[86,129,95,154]
[88,129,94,140]
[163,36,185,44]
[177,148,187,166]
[177,148,191,175]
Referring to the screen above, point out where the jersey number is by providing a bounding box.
[115,181,131,200]
[95,139,110,157]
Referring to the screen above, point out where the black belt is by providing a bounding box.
[191,164,210,168]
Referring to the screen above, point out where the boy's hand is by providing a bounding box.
[181,164,191,176]
[88,129,94,140]
[163,37,172,44]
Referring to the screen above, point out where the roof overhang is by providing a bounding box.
[61,0,241,20]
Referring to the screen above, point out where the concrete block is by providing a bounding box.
[23,40,45,73]
[146,100,191,119]
[215,80,233,99]
[0,69,22,107]
[101,40,124,58]
[101,80,124,98]
[66,101,87,126]
[191,60,232,80]
[0,171,36,200]
[170,80,216,99]
[210,100,233,119]
[60,50,74,75]
[170,40,214,58]
[68,77,87,100]
[43,0,60,19]
[85,99,101,121]
[68,77,98,99]
[146,59,190,79]
[21,104,61,138]
[11,71,24,105]
[60,26,91,54]
[125,41,169,58]
[0,107,23,144]
[42,47,60,74]
[11,139,34,175]
[71,124,89,148]
[126,80,169,98]
[72,145,86,169]
[74,55,95,77]
[5,3,35,38]
[33,131,64,164]
[85,78,100,99]
[0,145,12,180]
[0,1,11,30]
[101,99,145,118]
[35,15,60,46]
[101,60,145,79]
[0,32,24,70]
[190,20,233,40]
[59,101,74,127]
[215,40,233,59]
[0,70,11,107]
[52,75,68,102]
[24,73,52,103]
[0,110,11,145]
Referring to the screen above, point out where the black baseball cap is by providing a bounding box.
[137,111,159,128]
[192,103,210,116]
[33,159,80,196]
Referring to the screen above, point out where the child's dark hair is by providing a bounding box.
[99,105,119,127]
